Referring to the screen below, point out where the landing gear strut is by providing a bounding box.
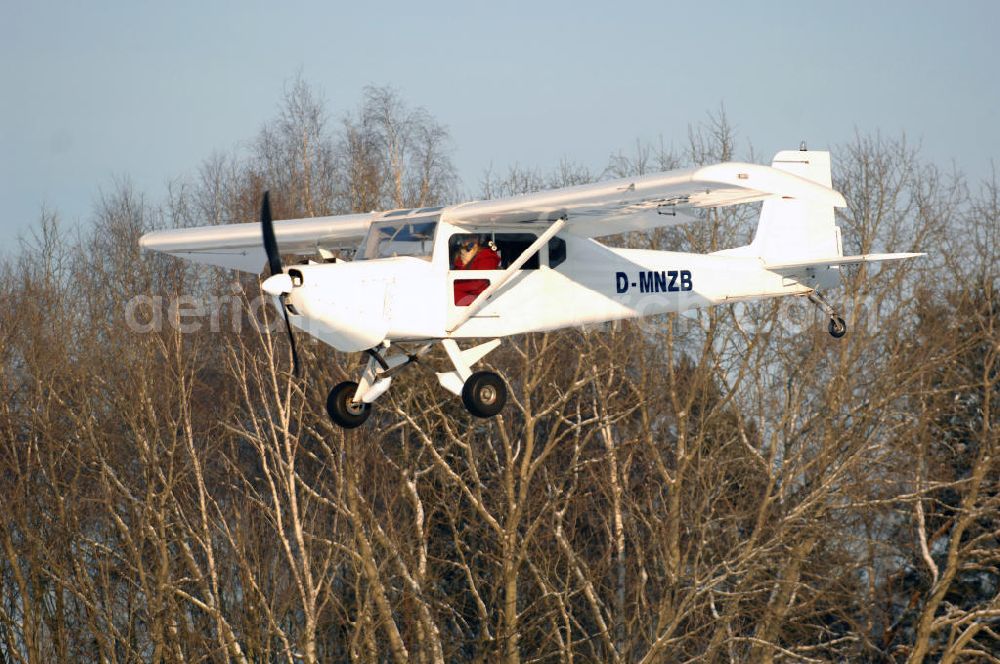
[325,339,509,428]
[808,291,847,338]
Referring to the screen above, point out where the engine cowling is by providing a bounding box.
[283,264,391,352]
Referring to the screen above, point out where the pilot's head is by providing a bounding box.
[458,235,481,264]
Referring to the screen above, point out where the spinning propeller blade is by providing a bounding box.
[281,304,301,377]
[260,191,300,376]
[261,191,283,277]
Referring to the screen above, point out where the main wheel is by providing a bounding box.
[461,371,507,418]
[828,316,847,338]
[326,381,372,429]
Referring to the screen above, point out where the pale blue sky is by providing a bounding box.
[3,1,997,247]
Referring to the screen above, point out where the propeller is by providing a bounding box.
[259,191,301,376]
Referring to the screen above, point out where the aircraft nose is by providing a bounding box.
[282,266,390,353]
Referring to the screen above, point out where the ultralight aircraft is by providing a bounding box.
[140,148,924,428]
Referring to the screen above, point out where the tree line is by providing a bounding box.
[0,81,996,662]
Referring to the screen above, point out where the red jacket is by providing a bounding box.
[453,247,500,305]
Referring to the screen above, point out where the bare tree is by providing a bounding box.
[339,85,457,213]
[1,91,995,663]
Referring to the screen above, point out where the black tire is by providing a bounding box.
[461,371,507,418]
[828,316,847,338]
[326,381,372,429]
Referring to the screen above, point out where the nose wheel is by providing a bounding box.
[327,381,371,429]
[462,371,507,418]
[325,343,432,429]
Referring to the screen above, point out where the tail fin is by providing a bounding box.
[745,149,843,265]
[713,150,927,287]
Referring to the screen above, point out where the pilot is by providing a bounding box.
[453,235,500,305]
[454,234,500,270]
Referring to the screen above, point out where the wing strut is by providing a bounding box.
[446,219,567,333]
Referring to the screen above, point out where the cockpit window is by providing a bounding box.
[360,219,438,260]
[449,232,542,270]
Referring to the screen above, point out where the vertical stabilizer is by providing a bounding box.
[745,150,842,264]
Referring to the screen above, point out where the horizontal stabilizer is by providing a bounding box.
[765,253,926,272]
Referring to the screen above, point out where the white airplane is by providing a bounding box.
[140,148,924,428]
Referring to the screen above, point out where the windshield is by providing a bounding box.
[360,219,438,261]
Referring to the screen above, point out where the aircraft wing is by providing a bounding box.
[139,213,375,272]
[441,162,847,237]
[139,160,849,271]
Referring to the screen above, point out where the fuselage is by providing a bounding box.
[280,220,818,352]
